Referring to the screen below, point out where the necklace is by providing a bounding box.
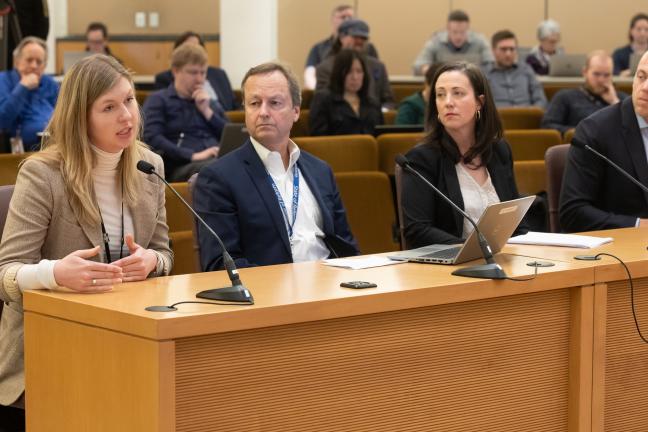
[99,177,124,263]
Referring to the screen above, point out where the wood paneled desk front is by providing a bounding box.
[23,227,648,431]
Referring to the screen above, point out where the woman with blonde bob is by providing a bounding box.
[0,54,172,416]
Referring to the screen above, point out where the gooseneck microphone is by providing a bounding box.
[571,138,648,194]
[137,160,254,308]
[395,155,507,279]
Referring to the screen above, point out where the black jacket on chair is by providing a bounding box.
[309,89,383,136]
[402,137,526,248]
[560,97,648,232]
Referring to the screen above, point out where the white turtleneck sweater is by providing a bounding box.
[16,145,135,291]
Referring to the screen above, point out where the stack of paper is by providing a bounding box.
[323,256,406,270]
[508,232,613,248]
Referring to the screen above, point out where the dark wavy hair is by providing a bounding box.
[423,61,502,167]
[329,49,370,100]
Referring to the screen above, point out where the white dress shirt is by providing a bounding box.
[455,163,500,238]
[635,114,648,227]
[251,137,330,262]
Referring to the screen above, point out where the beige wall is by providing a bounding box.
[67,0,643,82]
[278,0,643,80]
[67,0,219,35]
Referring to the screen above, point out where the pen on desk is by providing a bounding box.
[177,132,184,147]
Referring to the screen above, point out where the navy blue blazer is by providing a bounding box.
[154,66,239,111]
[560,97,648,232]
[194,140,359,271]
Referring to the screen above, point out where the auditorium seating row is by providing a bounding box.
[225,106,568,135]
[137,80,632,111]
[162,133,573,275]
[0,132,574,276]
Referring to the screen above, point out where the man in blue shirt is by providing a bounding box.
[482,30,547,109]
[143,44,228,181]
[0,36,58,151]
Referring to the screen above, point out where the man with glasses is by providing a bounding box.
[85,22,121,63]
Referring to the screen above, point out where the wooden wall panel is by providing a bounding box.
[603,278,648,432]
[24,312,175,432]
[175,289,571,431]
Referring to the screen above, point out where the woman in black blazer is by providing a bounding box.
[309,49,383,136]
[402,61,525,249]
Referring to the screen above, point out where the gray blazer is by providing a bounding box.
[0,147,173,405]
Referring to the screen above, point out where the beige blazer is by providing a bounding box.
[0,147,173,406]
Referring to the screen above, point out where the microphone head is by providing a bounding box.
[395,154,410,168]
[136,160,156,174]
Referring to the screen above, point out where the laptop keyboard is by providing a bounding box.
[422,246,461,260]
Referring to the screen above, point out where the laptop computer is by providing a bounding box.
[63,51,93,73]
[549,54,587,77]
[435,52,482,66]
[218,123,249,158]
[389,196,535,265]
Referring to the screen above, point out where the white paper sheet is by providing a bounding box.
[508,231,613,248]
[323,256,407,270]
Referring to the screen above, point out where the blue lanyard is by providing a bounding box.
[268,166,300,240]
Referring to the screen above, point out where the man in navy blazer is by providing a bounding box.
[194,62,358,271]
[560,51,648,232]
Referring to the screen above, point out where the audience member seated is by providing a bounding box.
[525,19,563,75]
[0,36,58,151]
[395,64,439,125]
[482,30,547,108]
[0,54,171,422]
[542,50,628,134]
[143,44,227,181]
[412,10,493,76]
[85,22,121,63]
[560,51,648,232]
[612,13,648,76]
[304,4,379,90]
[194,62,358,271]
[310,49,383,136]
[154,31,238,111]
[316,19,394,109]
[401,61,527,248]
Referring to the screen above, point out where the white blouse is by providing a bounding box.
[455,163,500,238]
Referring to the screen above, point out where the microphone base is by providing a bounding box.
[196,284,254,304]
[452,263,507,280]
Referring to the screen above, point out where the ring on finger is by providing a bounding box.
[92,279,97,286]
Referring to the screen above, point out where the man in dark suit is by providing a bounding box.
[560,51,648,232]
[194,62,358,271]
